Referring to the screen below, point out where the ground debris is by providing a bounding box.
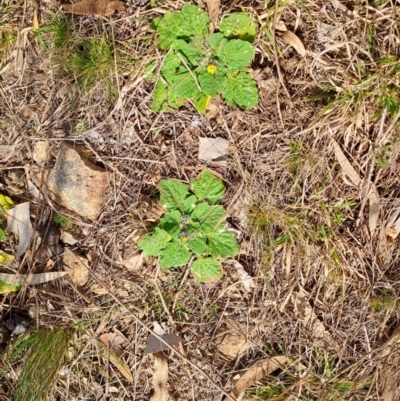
[61,0,125,16]
[45,143,108,220]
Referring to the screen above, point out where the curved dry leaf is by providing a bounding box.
[61,0,125,17]
[282,31,306,57]
[332,139,361,186]
[100,331,125,357]
[378,326,400,400]
[205,96,221,119]
[98,341,133,382]
[33,10,39,31]
[232,260,254,293]
[332,138,381,232]
[292,287,340,350]
[228,356,289,400]
[6,202,36,258]
[0,271,68,285]
[204,0,220,27]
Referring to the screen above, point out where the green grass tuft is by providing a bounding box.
[6,328,73,401]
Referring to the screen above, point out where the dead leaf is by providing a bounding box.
[91,284,109,295]
[228,356,290,400]
[6,202,36,258]
[144,333,182,355]
[205,96,220,119]
[385,201,400,240]
[332,139,361,186]
[232,260,254,293]
[27,180,44,200]
[203,0,220,27]
[61,0,125,16]
[0,271,68,285]
[99,345,133,382]
[292,287,340,350]
[63,249,90,286]
[60,230,79,245]
[281,31,306,57]
[32,10,38,31]
[198,137,229,164]
[122,253,143,271]
[274,20,287,31]
[332,139,380,232]
[100,331,125,357]
[218,334,249,358]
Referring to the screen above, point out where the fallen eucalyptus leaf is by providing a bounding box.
[332,138,380,233]
[228,356,290,400]
[6,202,36,258]
[0,271,68,286]
[99,345,133,382]
[282,30,306,57]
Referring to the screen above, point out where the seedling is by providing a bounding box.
[54,214,76,232]
[138,170,239,283]
[149,5,259,112]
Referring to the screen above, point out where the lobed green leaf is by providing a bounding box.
[191,169,225,204]
[220,13,257,42]
[189,202,225,234]
[193,92,210,113]
[151,80,169,112]
[223,71,259,109]
[191,258,221,283]
[138,227,172,257]
[178,5,210,39]
[208,231,239,258]
[182,195,197,214]
[198,66,228,97]
[158,210,181,238]
[160,240,191,268]
[159,179,189,210]
[186,235,208,254]
[206,33,225,52]
[174,37,204,67]
[218,39,254,70]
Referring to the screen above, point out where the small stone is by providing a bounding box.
[32,141,50,164]
[46,143,108,219]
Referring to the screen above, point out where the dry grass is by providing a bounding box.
[1,0,400,400]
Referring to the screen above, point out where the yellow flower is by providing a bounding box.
[207,64,217,75]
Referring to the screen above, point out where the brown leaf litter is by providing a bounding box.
[61,0,125,16]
